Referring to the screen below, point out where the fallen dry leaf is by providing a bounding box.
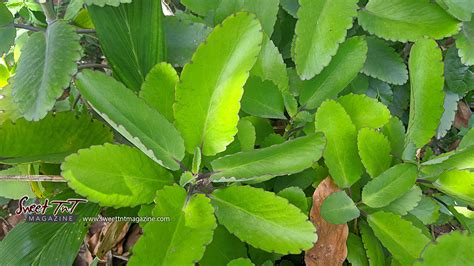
[305,177,348,266]
[454,101,472,129]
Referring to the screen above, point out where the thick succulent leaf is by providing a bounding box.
[314,100,363,188]
[87,0,166,91]
[84,0,132,7]
[358,0,461,42]
[139,62,178,122]
[382,116,405,161]
[299,37,368,109]
[346,233,369,266]
[76,70,185,171]
[338,93,391,130]
[0,166,35,199]
[358,128,392,178]
[174,12,262,156]
[415,231,474,265]
[436,0,473,21]
[237,119,256,152]
[404,39,445,157]
[367,211,430,265]
[359,220,385,266]
[409,196,440,225]
[210,133,326,182]
[11,21,81,121]
[129,185,216,266]
[366,78,393,105]
[200,226,248,266]
[164,16,212,67]
[434,169,474,204]
[211,185,317,254]
[444,46,474,95]
[0,194,99,265]
[228,258,254,266]
[459,128,474,149]
[362,37,408,85]
[62,144,174,208]
[241,76,285,119]
[456,20,474,66]
[362,164,418,208]
[277,187,308,212]
[294,0,358,79]
[436,91,461,139]
[0,112,112,164]
[280,0,298,18]
[382,186,422,216]
[420,146,474,178]
[320,191,360,224]
[0,3,15,54]
[180,0,220,16]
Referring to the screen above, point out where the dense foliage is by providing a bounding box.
[0,0,473,265]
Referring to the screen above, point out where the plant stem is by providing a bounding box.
[0,175,66,182]
[78,63,110,70]
[39,0,57,25]
[14,23,43,32]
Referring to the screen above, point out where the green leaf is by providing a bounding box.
[164,16,212,67]
[174,12,263,156]
[367,211,431,265]
[242,76,285,119]
[210,133,325,182]
[415,231,474,265]
[434,169,474,204]
[359,220,385,266]
[0,86,25,125]
[346,233,369,266]
[88,0,166,91]
[382,186,422,216]
[366,77,393,106]
[299,37,368,109]
[200,226,248,266]
[211,185,316,254]
[0,112,112,164]
[0,166,35,199]
[405,39,445,155]
[358,128,392,178]
[436,91,461,139]
[358,0,461,42]
[444,46,474,95]
[12,21,81,121]
[456,20,474,66]
[181,0,220,16]
[338,93,391,130]
[84,0,132,7]
[420,146,474,178]
[362,164,418,208]
[76,70,185,171]
[409,196,440,225]
[0,3,15,54]
[62,144,174,208]
[280,0,298,18]
[0,194,99,265]
[139,62,178,122]
[273,168,319,192]
[314,100,363,188]
[237,119,256,152]
[129,185,216,266]
[436,0,472,21]
[293,0,358,79]
[381,117,405,161]
[362,37,408,85]
[277,186,308,212]
[228,258,255,266]
[320,191,360,224]
[459,128,474,149]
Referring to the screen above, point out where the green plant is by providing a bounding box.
[0,0,473,265]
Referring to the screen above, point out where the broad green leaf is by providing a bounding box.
[299,37,368,109]
[211,185,316,254]
[362,164,418,208]
[12,21,81,121]
[405,39,445,157]
[88,0,166,91]
[366,77,393,106]
[164,15,212,67]
[0,166,35,199]
[242,76,285,119]
[362,37,408,85]
[64,0,84,20]
[459,128,474,149]
[321,191,360,224]
[294,0,358,79]
[76,70,185,170]
[358,0,461,42]
[0,193,99,265]
[84,0,132,7]
[0,85,22,125]
[382,117,405,160]
[382,186,422,216]
[0,3,15,54]
[241,116,274,145]
[273,168,318,193]
[434,170,474,204]
[200,226,248,266]
[62,144,174,208]
[174,12,262,156]
[347,233,369,266]
[315,100,363,188]
[210,133,325,182]
[456,20,474,66]
[420,146,474,178]
[280,0,298,18]
[129,185,216,266]
[139,62,178,122]
[367,211,431,265]
[415,231,474,265]
[409,196,440,225]
[0,112,112,164]
[277,186,308,212]
[181,0,220,16]
[436,0,472,21]
[228,258,254,266]
[359,220,385,266]
[358,128,392,178]
[436,91,461,139]
[444,46,474,95]
[338,93,391,130]
[237,119,256,152]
